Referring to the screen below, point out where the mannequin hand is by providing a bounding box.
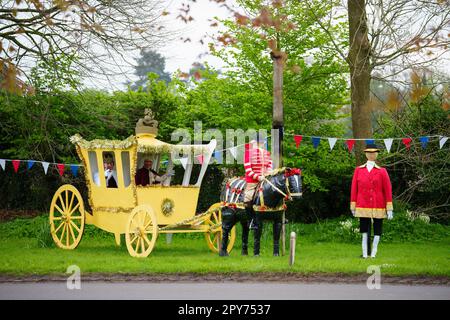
[351,210,356,217]
[387,210,394,220]
[257,175,265,182]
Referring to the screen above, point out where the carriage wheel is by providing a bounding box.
[204,203,236,253]
[49,185,85,250]
[125,205,158,258]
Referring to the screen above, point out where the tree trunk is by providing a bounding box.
[271,51,285,255]
[272,52,284,169]
[348,0,372,165]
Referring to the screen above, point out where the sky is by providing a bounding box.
[83,0,237,91]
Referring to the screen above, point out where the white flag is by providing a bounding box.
[0,159,5,171]
[42,162,50,174]
[328,138,337,150]
[384,139,393,153]
[229,146,237,159]
[439,136,448,149]
[179,157,188,170]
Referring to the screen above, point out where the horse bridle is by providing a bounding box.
[262,175,301,201]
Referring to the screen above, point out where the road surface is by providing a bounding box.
[1,281,449,300]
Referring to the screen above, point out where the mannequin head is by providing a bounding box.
[364,143,380,161]
[365,151,378,161]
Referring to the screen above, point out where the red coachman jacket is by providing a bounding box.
[350,162,393,219]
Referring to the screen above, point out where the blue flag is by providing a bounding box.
[213,150,223,164]
[419,136,429,149]
[70,165,79,177]
[365,139,375,145]
[312,136,321,149]
[27,160,35,170]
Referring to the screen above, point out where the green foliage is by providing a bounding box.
[375,89,450,222]
[30,54,81,93]
[36,217,54,248]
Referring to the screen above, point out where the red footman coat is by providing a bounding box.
[350,163,393,219]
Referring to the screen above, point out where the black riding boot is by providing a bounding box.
[273,220,282,256]
[253,217,262,256]
[219,224,230,257]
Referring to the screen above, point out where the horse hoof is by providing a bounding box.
[219,250,229,257]
[241,250,248,256]
[273,253,280,257]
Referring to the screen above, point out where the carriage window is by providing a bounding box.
[121,151,131,187]
[103,152,117,188]
[88,151,100,186]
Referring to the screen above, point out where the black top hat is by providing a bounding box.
[364,143,380,152]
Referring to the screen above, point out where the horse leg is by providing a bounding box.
[240,218,249,256]
[219,208,235,257]
[253,213,263,256]
[273,216,282,257]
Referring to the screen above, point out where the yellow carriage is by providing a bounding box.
[49,110,236,257]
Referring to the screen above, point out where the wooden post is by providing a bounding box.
[271,48,285,256]
[289,232,296,266]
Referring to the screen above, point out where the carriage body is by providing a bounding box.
[49,125,236,257]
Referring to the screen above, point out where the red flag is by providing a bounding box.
[294,135,303,148]
[402,138,412,150]
[57,163,65,176]
[12,160,20,173]
[196,155,204,165]
[346,139,356,153]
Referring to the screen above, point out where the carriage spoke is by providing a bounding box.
[68,192,75,215]
[58,194,67,213]
[144,220,153,230]
[143,235,151,247]
[68,202,80,216]
[53,203,65,216]
[52,217,62,221]
[140,238,146,253]
[134,236,141,253]
[65,190,69,214]
[70,215,83,220]
[130,234,138,244]
[70,220,81,233]
[58,223,66,244]
[69,224,76,244]
[54,220,65,234]
[66,224,70,246]
[212,211,218,224]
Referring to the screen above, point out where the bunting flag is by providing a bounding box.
[27,160,35,170]
[328,138,337,151]
[0,159,5,171]
[312,137,321,149]
[402,138,412,150]
[346,139,355,153]
[439,136,448,149]
[12,160,20,173]
[70,165,79,177]
[196,154,204,165]
[179,157,188,170]
[42,162,50,174]
[213,150,222,164]
[365,139,375,145]
[229,146,237,159]
[294,135,303,148]
[384,139,394,153]
[419,136,429,149]
[57,163,65,176]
